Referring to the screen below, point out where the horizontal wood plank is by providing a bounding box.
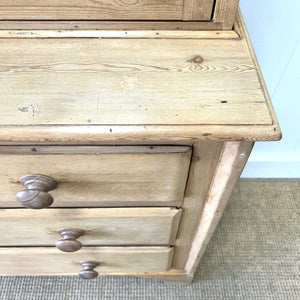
[0,146,191,207]
[0,20,223,31]
[0,246,174,275]
[0,29,239,39]
[0,0,184,20]
[0,124,281,144]
[0,208,182,246]
[0,145,191,155]
[0,38,272,126]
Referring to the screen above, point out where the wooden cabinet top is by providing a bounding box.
[0,11,281,143]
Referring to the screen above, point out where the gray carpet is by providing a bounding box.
[1,179,299,300]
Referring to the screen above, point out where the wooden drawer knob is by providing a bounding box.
[56,228,84,252]
[16,174,57,209]
[78,262,99,279]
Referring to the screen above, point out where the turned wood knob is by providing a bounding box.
[16,174,57,209]
[56,228,85,252]
[78,262,99,279]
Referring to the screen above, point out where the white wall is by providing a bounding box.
[239,0,300,177]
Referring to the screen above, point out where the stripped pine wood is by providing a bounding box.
[182,0,215,21]
[0,1,240,29]
[0,146,191,207]
[184,141,254,275]
[0,0,184,21]
[0,208,182,246]
[0,30,239,39]
[213,0,239,29]
[0,145,191,155]
[0,20,223,31]
[0,10,282,283]
[0,124,281,144]
[0,247,174,275]
[0,38,273,127]
[0,10,281,143]
[0,263,190,280]
[172,141,224,269]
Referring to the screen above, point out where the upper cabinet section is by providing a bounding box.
[0,0,213,21]
[0,0,239,29]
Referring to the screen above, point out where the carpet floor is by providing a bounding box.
[1,179,299,300]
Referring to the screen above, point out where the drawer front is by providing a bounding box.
[0,0,214,21]
[0,208,181,246]
[0,246,173,275]
[0,146,191,207]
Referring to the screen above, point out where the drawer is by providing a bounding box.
[0,246,173,275]
[0,0,214,21]
[0,208,181,247]
[0,146,191,208]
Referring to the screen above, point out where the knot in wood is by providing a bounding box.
[191,56,203,64]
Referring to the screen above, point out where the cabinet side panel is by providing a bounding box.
[172,141,224,269]
[184,141,254,274]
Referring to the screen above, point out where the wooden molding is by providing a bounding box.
[0,29,240,39]
[0,20,222,31]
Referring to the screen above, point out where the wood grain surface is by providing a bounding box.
[0,20,223,31]
[0,0,239,28]
[0,208,182,246]
[0,145,191,207]
[0,10,281,143]
[0,29,239,39]
[0,0,184,20]
[184,141,254,274]
[213,0,239,29]
[0,246,174,275]
[182,0,214,21]
[172,141,224,269]
[0,38,273,126]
